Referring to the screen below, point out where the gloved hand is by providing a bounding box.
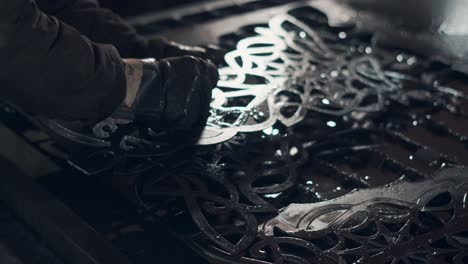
[145,37,226,64]
[121,56,219,139]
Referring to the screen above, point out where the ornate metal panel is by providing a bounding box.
[200,14,399,144]
[40,7,409,147]
[261,167,468,263]
[19,2,468,264]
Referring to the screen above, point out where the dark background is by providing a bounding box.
[99,0,208,17]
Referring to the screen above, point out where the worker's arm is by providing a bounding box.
[36,0,224,61]
[0,0,126,121]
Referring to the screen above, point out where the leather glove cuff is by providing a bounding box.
[131,60,168,125]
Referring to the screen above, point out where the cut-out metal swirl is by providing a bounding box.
[256,167,468,264]
[199,14,401,145]
[171,167,468,264]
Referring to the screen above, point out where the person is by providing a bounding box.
[0,0,221,139]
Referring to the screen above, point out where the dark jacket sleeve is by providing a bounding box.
[0,0,126,121]
[37,0,150,58]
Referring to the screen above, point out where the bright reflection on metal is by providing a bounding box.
[326,121,337,128]
[39,10,409,150]
[198,14,401,145]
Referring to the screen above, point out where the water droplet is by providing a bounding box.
[409,155,414,160]
[336,187,342,191]
[322,98,331,105]
[412,121,418,126]
[397,54,405,62]
[306,180,313,185]
[365,47,373,54]
[327,121,337,128]
[264,193,282,198]
[263,127,274,135]
[289,146,299,156]
[407,57,417,65]
[338,32,347,39]
[330,70,339,78]
[299,31,307,38]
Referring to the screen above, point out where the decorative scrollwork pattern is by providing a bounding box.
[199,13,401,145]
[258,167,468,263]
[28,3,468,264]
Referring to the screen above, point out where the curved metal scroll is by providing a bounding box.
[199,14,401,145]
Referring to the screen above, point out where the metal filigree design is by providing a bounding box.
[127,5,468,263]
[258,167,468,263]
[19,3,468,264]
[136,135,308,255]
[199,14,401,145]
[136,151,468,263]
[40,10,405,148]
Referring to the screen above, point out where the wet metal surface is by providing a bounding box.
[2,1,468,263]
[133,4,468,263]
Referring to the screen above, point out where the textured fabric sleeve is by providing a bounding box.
[37,0,151,58]
[0,0,127,121]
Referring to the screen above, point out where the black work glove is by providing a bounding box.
[145,37,226,64]
[122,56,219,139]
